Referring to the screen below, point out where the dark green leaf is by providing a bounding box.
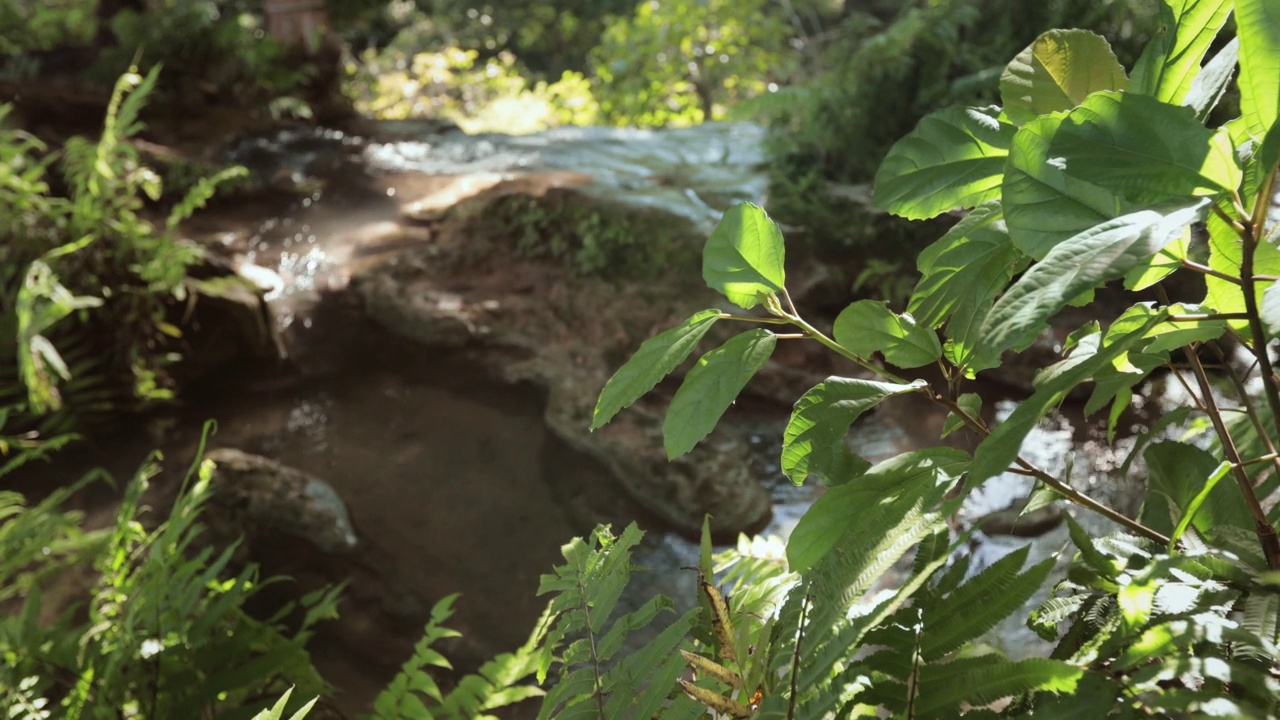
[787,448,967,573]
[1000,29,1128,125]
[663,330,777,458]
[832,300,942,368]
[1141,441,1254,539]
[873,105,1016,219]
[978,201,1208,365]
[1002,113,1130,259]
[591,309,720,429]
[908,202,1026,367]
[913,658,1083,716]
[1047,92,1241,204]
[942,393,982,438]
[1129,0,1234,106]
[702,203,785,309]
[1237,0,1280,139]
[970,309,1169,484]
[781,377,927,484]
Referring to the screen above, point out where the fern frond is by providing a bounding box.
[919,546,1055,660]
[167,165,249,229]
[912,657,1084,717]
[1242,592,1279,645]
[1028,594,1088,641]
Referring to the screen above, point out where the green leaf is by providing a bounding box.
[591,309,721,429]
[832,300,942,368]
[663,330,777,458]
[1046,92,1241,204]
[1183,37,1239,123]
[1000,29,1129,125]
[873,105,1016,219]
[781,378,927,484]
[978,201,1208,365]
[1237,0,1280,140]
[703,203,785,309]
[1141,441,1254,540]
[908,202,1027,367]
[920,547,1055,659]
[1204,210,1280,330]
[913,658,1083,716]
[970,309,1170,485]
[1002,113,1130,259]
[1262,282,1280,337]
[942,393,981,438]
[1124,226,1189,290]
[786,448,967,573]
[1129,0,1234,106]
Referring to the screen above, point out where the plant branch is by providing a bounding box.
[719,313,793,325]
[1012,458,1171,545]
[1166,313,1250,322]
[780,310,911,384]
[574,564,608,718]
[1206,339,1280,483]
[1237,192,1280,475]
[786,593,809,720]
[1180,258,1243,285]
[1181,343,1280,569]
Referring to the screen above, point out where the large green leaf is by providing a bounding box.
[1046,91,1241,204]
[1183,37,1240,123]
[978,200,1208,366]
[913,658,1083,716]
[662,329,776,458]
[780,377,927,484]
[908,201,1027,368]
[1129,0,1234,106]
[1204,206,1280,331]
[702,203,785,310]
[786,448,968,573]
[1141,441,1254,539]
[873,105,1016,220]
[591,309,720,430]
[1237,0,1280,140]
[1002,113,1129,259]
[832,300,942,368]
[1000,29,1129,125]
[970,310,1169,485]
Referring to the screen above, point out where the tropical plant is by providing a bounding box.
[0,426,339,719]
[578,0,1280,715]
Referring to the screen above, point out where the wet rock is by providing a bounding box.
[355,179,776,536]
[202,448,358,554]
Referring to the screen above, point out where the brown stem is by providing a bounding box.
[1181,343,1280,569]
[1181,258,1243,285]
[1206,340,1280,484]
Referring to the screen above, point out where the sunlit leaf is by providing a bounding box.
[663,329,777,458]
[873,105,1015,219]
[591,309,720,429]
[833,300,942,368]
[1237,0,1280,140]
[703,203,785,309]
[1129,0,1234,106]
[1000,29,1128,125]
[781,377,927,485]
[978,200,1207,365]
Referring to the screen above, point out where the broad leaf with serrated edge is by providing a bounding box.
[1002,113,1130,259]
[978,200,1207,368]
[703,203,785,309]
[833,300,942,368]
[1129,0,1234,106]
[1000,29,1128,125]
[1237,0,1280,140]
[781,378,927,484]
[873,105,1015,220]
[787,448,968,573]
[592,309,720,430]
[970,309,1169,485]
[663,329,776,459]
[908,201,1026,367]
[1184,37,1240,123]
[1046,92,1241,204]
[1141,441,1253,539]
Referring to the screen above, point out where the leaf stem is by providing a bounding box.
[782,311,912,384]
[719,313,793,325]
[1166,313,1250,322]
[1180,258,1243,285]
[1180,342,1280,569]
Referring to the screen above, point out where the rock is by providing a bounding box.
[355,180,776,537]
[202,448,358,554]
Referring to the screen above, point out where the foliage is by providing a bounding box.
[0,0,93,55]
[589,0,800,127]
[345,35,599,133]
[476,191,700,279]
[0,428,338,719]
[585,2,1280,715]
[0,66,248,436]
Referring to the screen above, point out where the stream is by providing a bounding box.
[52,121,1185,714]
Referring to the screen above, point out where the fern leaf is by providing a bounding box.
[1243,592,1279,644]
[1029,594,1088,641]
[919,546,1055,659]
[912,657,1083,716]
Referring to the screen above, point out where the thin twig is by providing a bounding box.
[1181,258,1244,285]
[786,593,809,720]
